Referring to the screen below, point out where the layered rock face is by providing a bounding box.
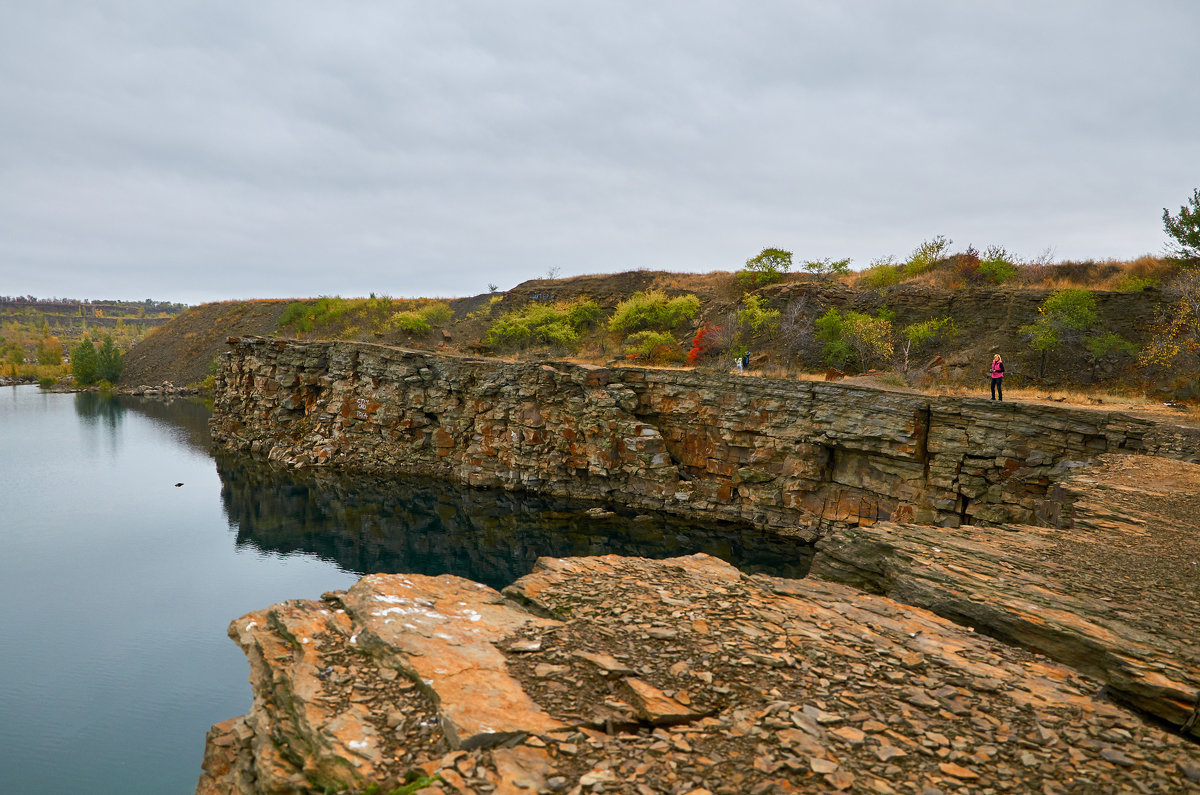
[198,554,1200,794]
[210,338,1188,537]
[810,453,1200,742]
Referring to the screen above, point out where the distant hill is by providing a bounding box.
[0,296,186,367]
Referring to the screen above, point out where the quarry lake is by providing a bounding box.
[0,386,805,794]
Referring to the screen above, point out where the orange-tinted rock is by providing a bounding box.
[200,553,1200,794]
[211,337,1196,537]
[341,574,564,749]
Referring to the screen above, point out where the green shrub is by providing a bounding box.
[389,301,454,335]
[391,312,430,334]
[738,248,792,289]
[801,257,852,277]
[566,299,603,328]
[904,235,953,276]
[977,246,1018,284]
[1021,288,1102,377]
[37,376,55,389]
[623,330,683,363]
[538,320,580,349]
[737,294,780,334]
[277,301,310,330]
[858,256,905,289]
[484,299,602,352]
[815,308,894,371]
[420,301,453,326]
[608,290,700,335]
[1111,273,1158,292]
[898,316,956,371]
[466,295,504,320]
[71,337,98,385]
[97,335,123,382]
[278,297,353,333]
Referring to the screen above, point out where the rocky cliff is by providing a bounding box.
[210,337,1193,537]
[201,339,1200,793]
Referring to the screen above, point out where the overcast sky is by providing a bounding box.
[1,2,1197,304]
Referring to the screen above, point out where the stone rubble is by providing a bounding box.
[197,553,1200,794]
[123,379,199,396]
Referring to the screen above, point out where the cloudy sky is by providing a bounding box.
[1,2,1197,304]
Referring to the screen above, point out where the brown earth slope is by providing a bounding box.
[120,270,1171,391]
[120,300,295,388]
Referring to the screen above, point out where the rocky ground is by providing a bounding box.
[199,546,1200,794]
[812,453,1200,743]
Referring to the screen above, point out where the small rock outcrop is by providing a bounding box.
[123,380,198,397]
[198,553,1200,794]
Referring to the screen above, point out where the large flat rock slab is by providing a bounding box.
[341,573,566,749]
[199,553,1200,793]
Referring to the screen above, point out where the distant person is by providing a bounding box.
[990,354,1004,400]
[742,351,751,371]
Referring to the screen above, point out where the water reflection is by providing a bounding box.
[217,454,812,589]
[74,392,124,458]
[122,394,213,453]
[74,392,215,460]
[74,391,124,428]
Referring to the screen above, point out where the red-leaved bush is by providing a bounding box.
[688,323,721,365]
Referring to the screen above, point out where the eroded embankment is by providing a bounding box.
[210,337,1193,538]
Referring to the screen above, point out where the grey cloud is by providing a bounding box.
[1,1,1197,303]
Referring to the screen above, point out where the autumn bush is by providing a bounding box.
[390,301,454,334]
[484,299,602,352]
[687,323,722,366]
[623,331,684,364]
[608,290,700,335]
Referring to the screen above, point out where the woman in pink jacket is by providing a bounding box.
[990,354,1004,400]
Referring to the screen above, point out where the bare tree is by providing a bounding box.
[778,295,821,366]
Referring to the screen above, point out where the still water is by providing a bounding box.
[0,386,808,793]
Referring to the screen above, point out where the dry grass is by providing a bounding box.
[932,382,1148,404]
[852,254,1181,293]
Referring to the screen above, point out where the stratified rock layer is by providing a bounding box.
[810,453,1200,742]
[198,554,1200,794]
[210,338,1195,537]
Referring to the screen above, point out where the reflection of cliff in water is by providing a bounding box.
[216,454,812,589]
[74,392,213,455]
[118,395,212,454]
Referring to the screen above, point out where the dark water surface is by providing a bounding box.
[0,386,808,793]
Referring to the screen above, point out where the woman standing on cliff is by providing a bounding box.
[990,354,1004,400]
